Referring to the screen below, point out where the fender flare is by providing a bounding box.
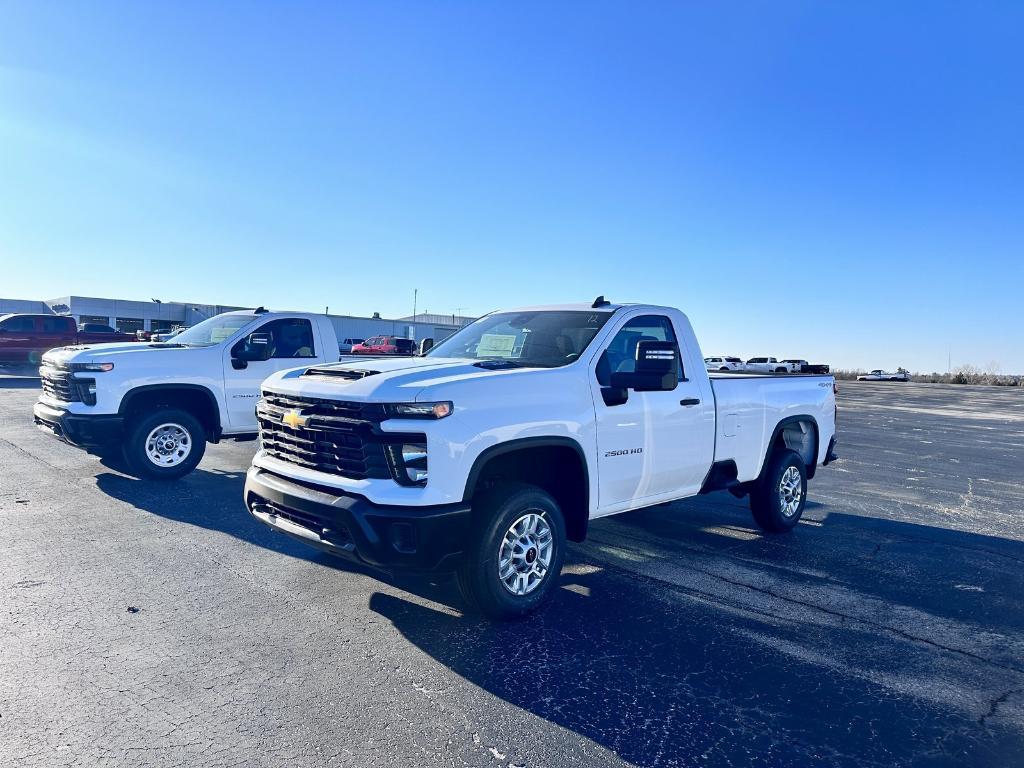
[462,436,590,504]
[118,384,223,439]
[759,415,820,480]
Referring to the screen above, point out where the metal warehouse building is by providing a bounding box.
[0,295,474,346]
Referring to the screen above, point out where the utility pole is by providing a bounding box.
[412,289,418,322]
[455,307,466,325]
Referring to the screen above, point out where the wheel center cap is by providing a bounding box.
[525,547,537,564]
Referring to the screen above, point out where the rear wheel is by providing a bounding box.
[122,409,206,480]
[750,449,807,532]
[457,483,565,620]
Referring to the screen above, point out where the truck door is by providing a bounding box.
[222,317,322,430]
[590,313,715,513]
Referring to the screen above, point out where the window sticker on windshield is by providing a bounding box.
[477,333,517,358]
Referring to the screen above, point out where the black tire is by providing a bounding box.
[719,367,729,372]
[457,483,566,620]
[122,408,206,480]
[750,449,807,533]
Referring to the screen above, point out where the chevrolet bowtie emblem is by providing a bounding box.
[282,409,308,429]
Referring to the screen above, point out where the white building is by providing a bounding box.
[0,295,474,346]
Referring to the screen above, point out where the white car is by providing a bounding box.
[338,337,365,354]
[33,310,341,479]
[704,356,745,372]
[857,369,910,382]
[245,299,839,619]
[745,357,790,373]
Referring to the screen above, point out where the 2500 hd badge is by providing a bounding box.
[605,448,643,457]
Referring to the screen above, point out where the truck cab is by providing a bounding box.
[244,300,838,619]
[33,309,339,479]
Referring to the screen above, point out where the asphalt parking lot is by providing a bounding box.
[1,380,1022,767]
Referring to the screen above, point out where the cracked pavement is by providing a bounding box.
[1,379,1022,766]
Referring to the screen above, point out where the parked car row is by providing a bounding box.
[704,356,831,375]
[29,299,839,620]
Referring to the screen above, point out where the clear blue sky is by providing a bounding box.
[2,2,1022,372]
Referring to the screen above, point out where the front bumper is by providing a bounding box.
[33,401,124,447]
[244,466,472,571]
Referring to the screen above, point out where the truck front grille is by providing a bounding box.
[39,365,80,402]
[257,393,409,480]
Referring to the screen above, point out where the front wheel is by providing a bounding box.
[457,483,566,620]
[122,409,206,480]
[750,449,807,532]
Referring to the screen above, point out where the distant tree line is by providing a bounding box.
[833,365,1023,386]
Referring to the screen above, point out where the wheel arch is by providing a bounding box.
[760,415,820,481]
[118,384,222,441]
[463,437,591,542]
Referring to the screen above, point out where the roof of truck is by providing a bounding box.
[483,302,673,315]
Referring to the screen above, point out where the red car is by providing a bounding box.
[0,314,136,364]
[350,335,417,355]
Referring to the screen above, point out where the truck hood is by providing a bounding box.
[264,356,547,401]
[41,342,204,366]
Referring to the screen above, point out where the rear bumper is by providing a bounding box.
[244,466,472,571]
[33,401,123,447]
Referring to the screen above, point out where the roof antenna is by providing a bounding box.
[254,306,269,314]
[591,295,610,308]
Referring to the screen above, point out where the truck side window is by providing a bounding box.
[1,316,36,332]
[236,318,316,359]
[596,315,683,386]
[42,316,73,333]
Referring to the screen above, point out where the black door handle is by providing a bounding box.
[680,398,701,406]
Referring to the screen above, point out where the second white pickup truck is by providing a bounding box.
[244,298,839,619]
[33,309,341,479]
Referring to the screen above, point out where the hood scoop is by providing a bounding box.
[302,367,380,380]
[147,342,187,348]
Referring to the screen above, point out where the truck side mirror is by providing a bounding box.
[233,332,273,362]
[610,340,680,392]
[419,338,434,355]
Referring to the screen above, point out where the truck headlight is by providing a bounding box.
[387,442,428,485]
[386,402,452,419]
[70,362,115,372]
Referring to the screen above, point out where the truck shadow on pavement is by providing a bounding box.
[368,503,1024,768]
[93,468,1024,766]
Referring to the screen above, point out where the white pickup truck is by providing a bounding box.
[33,309,340,479]
[857,369,910,382]
[244,299,839,619]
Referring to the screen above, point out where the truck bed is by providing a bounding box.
[709,372,835,482]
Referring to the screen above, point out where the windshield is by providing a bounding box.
[427,310,612,367]
[171,314,256,347]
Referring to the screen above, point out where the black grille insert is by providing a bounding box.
[39,366,80,402]
[257,392,418,480]
[251,495,352,545]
